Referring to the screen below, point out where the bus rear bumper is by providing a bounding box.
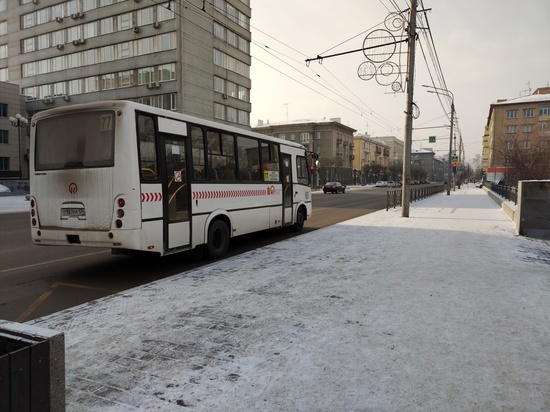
[31,228,147,251]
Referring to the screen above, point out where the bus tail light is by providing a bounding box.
[113,196,126,228]
[30,197,39,227]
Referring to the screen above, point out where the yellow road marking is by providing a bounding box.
[16,281,116,322]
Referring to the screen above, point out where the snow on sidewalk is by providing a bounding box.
[20,187,550,411]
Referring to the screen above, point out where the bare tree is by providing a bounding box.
[494,132,550,185]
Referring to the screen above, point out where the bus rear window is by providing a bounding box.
[35,111,115,171]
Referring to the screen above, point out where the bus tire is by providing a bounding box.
[292,206,306,232]
[206,219,230,259]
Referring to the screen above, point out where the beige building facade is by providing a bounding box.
[483,87,550,182]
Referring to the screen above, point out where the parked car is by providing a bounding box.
[375,181,388,187]
[323,181,346,194]
[475,181,483,188]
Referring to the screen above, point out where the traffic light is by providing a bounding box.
[452,162,457,172]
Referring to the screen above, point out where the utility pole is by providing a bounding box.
[401,0,417,217]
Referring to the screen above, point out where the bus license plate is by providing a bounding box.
[61,208,86,218]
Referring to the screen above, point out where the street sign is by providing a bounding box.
[429,136,436,143]
[451,155,458,162]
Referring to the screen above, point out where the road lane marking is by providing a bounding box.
[0,250,109,274]
[16,281,117,322]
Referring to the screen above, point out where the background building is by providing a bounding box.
[0,81,29,179]
[483,87,550,183]
[252,118,356,186]
[0,0,251,123]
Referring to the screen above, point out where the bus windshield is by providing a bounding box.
[35,111,115,171]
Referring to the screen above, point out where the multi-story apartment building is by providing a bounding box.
[352,133,393,183]
[483,87,550,183]
[252,118,356,185]
[0,81,29,178]
[0,0,251,123]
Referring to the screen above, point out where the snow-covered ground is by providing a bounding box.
[2,186,549,411]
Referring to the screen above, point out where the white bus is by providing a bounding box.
[29,100,312,258]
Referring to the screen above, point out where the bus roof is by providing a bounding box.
[31,100,307,151]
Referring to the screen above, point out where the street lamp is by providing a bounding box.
[9,114,29,179]
[423,85,455,195]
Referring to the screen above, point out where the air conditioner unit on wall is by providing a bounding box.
[43,97,54,104]
[63,95,70,101]
[153,21,160,29]
[133,26,140,33]
[55,16,63,23]
[72,40,79,46]
[56,44,64,50]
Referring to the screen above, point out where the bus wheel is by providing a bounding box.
[292,206,305,232]
[206,219,230,259]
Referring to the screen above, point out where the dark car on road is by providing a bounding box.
[323,182,346,194]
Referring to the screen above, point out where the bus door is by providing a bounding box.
[160,131,190,251]
[282,154,293,225]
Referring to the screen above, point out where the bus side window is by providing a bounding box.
[137,115,158,180]
[191,126,207,180]
[237,135,261,182]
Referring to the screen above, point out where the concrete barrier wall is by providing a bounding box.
[517,180,550,240]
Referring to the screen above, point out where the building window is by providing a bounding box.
[506,110,518,119]
[84,21,98,38]
[214,103,225,120]
[505,125,517,133]
[137,7,154,25]
[521,140,531,150]
[53,30,64,46]
[0,44,7,59]
[117,41,132,59]
[117,71,133,88]
[0,21,7,36]
[102,73,115,90]
[83,0,97,12]
[117,13,133,31]
[158,63,175,82]
[277,134,286,140]
[101,17,114,35]
[506,140,514,149]
[214,76,225,93]
[68,79,82,94]
[300,133,310,144]
[53,82,66,96]
[227,106,237,123]
[540,106,550,116]
[23,38,35,53]
[0,129,8,143]
[522,124,533,133]
[289,133,295,141]
[138,67,154,84]
[157,4,175,21]
[0,157,9,170]
[539,122,548,131]
[100,45,115,62]
[37,34,49,50]
[22,13,35,29]
[523,108,534,118]
[84,76,99,93]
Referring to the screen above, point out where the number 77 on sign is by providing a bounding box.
[428,136,436,143]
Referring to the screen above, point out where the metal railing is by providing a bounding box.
[489,182,518,205]
[386,184,446,210]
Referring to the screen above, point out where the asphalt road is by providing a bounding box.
[0,187,389,322]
